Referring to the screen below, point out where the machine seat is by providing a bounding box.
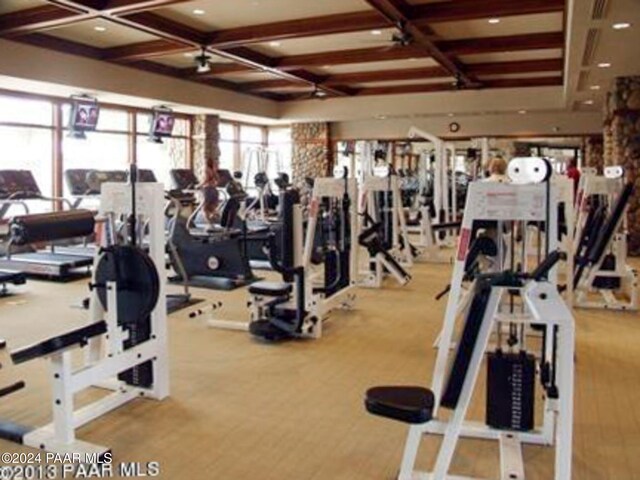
[365,386,435,424]
[249,281,292,297]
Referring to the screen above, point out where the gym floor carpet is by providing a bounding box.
[0,260,639,479]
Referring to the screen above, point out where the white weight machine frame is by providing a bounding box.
[396,174,574,479]
[358,172,414,288]
[20,182,169,456]
[572,169,638,311]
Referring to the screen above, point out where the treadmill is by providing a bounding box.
[0,170,94,280]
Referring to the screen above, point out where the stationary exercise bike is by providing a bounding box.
[167,191,256,291]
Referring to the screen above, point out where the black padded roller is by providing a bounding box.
[9,209,95,245]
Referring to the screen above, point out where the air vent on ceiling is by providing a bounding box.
[577,71,590,91]
[591,0,609,20]
[582,28,600,67]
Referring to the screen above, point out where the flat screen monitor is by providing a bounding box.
[69,100,100,132]
[150,111,175,138]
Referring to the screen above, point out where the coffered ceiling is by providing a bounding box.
[0,0,567,102]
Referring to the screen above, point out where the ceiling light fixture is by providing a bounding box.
[269,41,281,47]
[195,47,211,74]
[612,22,631,30]
[583,100,594,105]
[518,110,527,114]
[94,26,107,32]
[488,18,501,24]
[448,113,455,117]
[313,86,328,99]
[371,30,383,35]
[192,9,206,15]
[597,62,611,68]
[590,85,601,90]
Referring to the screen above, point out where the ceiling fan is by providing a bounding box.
[290,84,329,101]
[194,47,212,74]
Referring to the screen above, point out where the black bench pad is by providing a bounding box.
[11,321,107,365]
[365,386,435,424]
[249,281,292,297]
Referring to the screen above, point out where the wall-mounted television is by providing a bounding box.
[150,110,175,139]
[69,99,100,132]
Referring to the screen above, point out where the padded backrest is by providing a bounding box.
[0,170,42,199]
[439,278,493,409]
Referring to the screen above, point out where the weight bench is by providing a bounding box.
[0,339,25,401]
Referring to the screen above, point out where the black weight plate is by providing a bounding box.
[95,245,160,325]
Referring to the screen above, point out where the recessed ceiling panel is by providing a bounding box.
[0,0,48,15]
[432,13,564,39]
[460,49,564,64]
[251,29,397,57]
[314,58,440,75]
[155,0,368,31]
[46,19,158,48]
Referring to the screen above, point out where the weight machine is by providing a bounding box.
[207,171,358,341]
[365,158,575,480]
[572,166,638,310]
[358,166,413,288]
[0,178,169,456]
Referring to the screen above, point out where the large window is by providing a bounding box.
[0,95,54,214]
[268,127,292,180]
[219,122,235,172]
[136,114,190,189]
[62,107,130,198]
[0,126,53,213]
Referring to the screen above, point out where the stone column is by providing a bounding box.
[191,114,220,180]
[583,135,604,172]
[605,76,640,255]
[291,122,331,187]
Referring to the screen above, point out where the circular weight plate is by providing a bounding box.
[95,245,160,325]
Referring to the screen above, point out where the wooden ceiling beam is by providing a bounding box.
[0,6,94,36]
[103,38,192,62]
[102,0,194,14]
[116,11,207,44]
[441,32,564,56]
[242,58,563,91]
[410,0,565,26]
[348,75,564,97]
[207,11,385,49]
[205,0,565,50]
[274,32,563,69]
[363,0,474,85]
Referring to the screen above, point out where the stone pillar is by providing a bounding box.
[291,122,331,187]
[605,76,640,255]
[192,114,220,180]
[583,135,604,172]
